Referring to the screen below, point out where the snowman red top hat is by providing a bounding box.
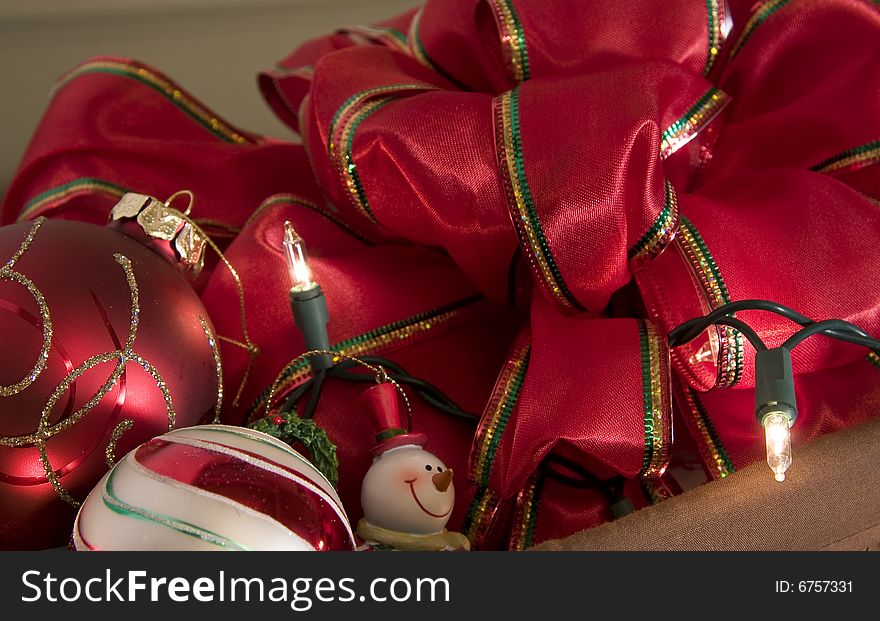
[359,382,427,456]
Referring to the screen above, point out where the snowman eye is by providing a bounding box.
[437,466,443,472]
[425,465,432,471]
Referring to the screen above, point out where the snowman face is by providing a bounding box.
[361,446,455,535]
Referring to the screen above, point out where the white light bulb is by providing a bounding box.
[688,330,719,366]
[763,412,792,482]
[282,221,314,291]
[688,341,714,365]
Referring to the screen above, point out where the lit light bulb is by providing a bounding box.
[688,341,714,365]
[688,330,719,366]
[762,412,792,482]
[283,221,314,292]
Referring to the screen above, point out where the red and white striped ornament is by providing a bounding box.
[72,425,355,551]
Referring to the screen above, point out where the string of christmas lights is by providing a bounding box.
[279,222,880,488]
[670,302,880,482]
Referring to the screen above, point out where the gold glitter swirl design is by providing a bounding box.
[201,316,223,423]
[628,179,680,266]
[637,320,672,477]
[55,58,253,144]
[508,471,542,551]
[676,216,743,388]
[811,140,880,175]
[17,178,128,222]
[489,0,531,84]
[22,186,252,407]
[495,88,585,311]
[659,88,729,160]
[728,0,792,60]
[0,219,52,396]
[0,234,177,506]
[470,337,531,487]
[105,419,134,468]
[462,486,501,548]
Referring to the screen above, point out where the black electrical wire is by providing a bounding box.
[542,453,625,505]
[329,356,479,422]
[279,296,880,504]
[782,319,880,353]
[279,362,622,504]
[276,357,624,499]
[327,368,479,421]
[669,299,880,354]
[302,369,326,420]
[278,356,479,423]
[713,317,767,351]
[668,299,818,343]
[280,377,315,414]
[668,299,869,344]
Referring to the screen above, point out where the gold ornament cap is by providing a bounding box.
[109,190,207,277]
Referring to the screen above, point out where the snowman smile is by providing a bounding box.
[405,479,452,518]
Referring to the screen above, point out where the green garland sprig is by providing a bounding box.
[250,411,339,489]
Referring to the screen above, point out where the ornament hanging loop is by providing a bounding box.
[109,189,258,406]
[266,349,413,430]
[164,189,195,216]
[375,366,390,385]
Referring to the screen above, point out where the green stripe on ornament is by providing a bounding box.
[102,463,250,550]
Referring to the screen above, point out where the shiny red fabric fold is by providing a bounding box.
[260,10,419,134]
[1,57,308,233]
[468,295,672,498]
[637,173,880,392]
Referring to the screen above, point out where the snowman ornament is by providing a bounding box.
[356,382,470,551]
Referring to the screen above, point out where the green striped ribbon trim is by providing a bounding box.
[59,61,250,144]
[473,343,531,487]
[18,177,129,221]
[628,179,678,261]
[343,98,393,222]
[637,321,657,474]
[729,0,792,59]
[689,388,735,477]
[502,87,584,310]
[811,140,880,174]
[703,0,722,75]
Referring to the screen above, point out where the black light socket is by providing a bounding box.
[754,347,798,425]
[290,285,332,371]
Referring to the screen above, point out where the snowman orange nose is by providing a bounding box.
[432,469,453,492]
